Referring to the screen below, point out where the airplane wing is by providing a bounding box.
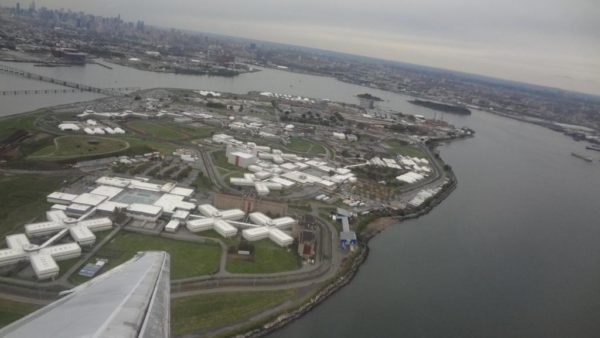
[0,251,170,338]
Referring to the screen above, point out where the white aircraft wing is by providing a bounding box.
[0,251,170,338]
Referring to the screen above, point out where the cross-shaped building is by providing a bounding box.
[25,210,112,246]
[0,234,81,280]
[186,204,246,237]
[185,206,296,247]
[240,212,295,247]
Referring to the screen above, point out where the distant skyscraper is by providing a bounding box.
[15,3,21,15]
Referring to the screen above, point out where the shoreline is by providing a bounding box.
[0,81,461,337]
[231,167,458,338]
[259,64,600,136]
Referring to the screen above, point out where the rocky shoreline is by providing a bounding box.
[235,169,458,338]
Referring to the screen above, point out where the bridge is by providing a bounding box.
[0,64,140,96]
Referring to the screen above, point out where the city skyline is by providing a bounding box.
[5,0,600,96]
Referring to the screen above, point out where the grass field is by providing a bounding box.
[386,140,426,158]
[70,232,221,284]
[226,239,300,274]
[0,174,67,237]
[0,298,41,328]
[120,136,177,154]
[171,290,295,336]
[195,229,238,247]
[287,138,326,155]
[0,113,40,141]
[193,172,213,190]
[127,120,213,141]
[28,135,129,160]
[212,150,240,172]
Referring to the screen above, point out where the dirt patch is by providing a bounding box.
[363,217,397,238]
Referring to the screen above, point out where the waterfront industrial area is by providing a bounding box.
[1,3,599,338]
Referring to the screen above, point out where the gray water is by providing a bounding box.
[271,109,600,338]
[1,61,599,337]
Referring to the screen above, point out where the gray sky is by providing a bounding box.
[8,0,600,95]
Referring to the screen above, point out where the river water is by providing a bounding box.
[1,61,599,337]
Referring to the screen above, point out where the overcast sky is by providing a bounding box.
[7,0,600,95]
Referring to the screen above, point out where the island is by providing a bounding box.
[0,85,474,336]
[408,99,472,115]
[356,93,383,101]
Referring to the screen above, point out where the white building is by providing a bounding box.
[0,234,81,280]
[126,204,163,221]
[25,210,112,247]
[241,212,295,247]
[186,204,245,237]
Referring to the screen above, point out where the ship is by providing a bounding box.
[585,145,600,152]
[571,152,593,162]
[408,99,471,115]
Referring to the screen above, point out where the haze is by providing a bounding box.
[8,0,600,95]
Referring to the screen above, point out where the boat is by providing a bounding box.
[408,99,471,115]
[585,145,600,152]
[571,152,593,162]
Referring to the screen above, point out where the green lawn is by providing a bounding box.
[193,173,213,190]
[195,229,238,247]
[172,123,214,140]
[226,239,300,274]
[212,150,239,171]
[127,120,213,141]
[0,174,67,238]
[120,136,177,154]
[0,298,41,329]
[0,113,40,141]
[386,140,426,158]
[287,138,326,155]
[171,290,294,336]
[70,232,221,284]
[28,135,129,160]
